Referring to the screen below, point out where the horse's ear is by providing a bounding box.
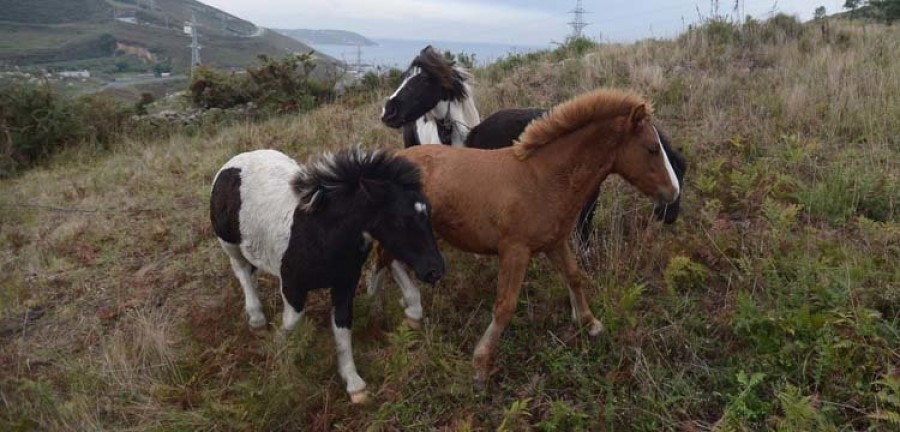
[421,45,435,55]
[629,104,649,130]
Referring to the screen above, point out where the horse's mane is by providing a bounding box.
[293,148,421,213]
[513,89,651,160]
[411,46,470,102]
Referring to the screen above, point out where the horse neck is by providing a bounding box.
[429,87,479,146]
[525,122,619,207]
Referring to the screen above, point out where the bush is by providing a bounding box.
[664,256,709,293]
[188,53,334,113]
[0,82,133,175]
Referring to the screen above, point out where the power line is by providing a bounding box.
[189,13,202,76]
[568,0,590,40]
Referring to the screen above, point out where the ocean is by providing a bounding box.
[308,38,549,70]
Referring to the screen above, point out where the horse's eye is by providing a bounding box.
[648,146,660,155]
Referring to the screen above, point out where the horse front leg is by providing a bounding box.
[546,241,603,336]
[332,279,367,404]
[368,245,425,329]
[472,244,530,388]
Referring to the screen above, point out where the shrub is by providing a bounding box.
[0,82,133,175]
[664,256,709,293]
[188,53,334,113]
[187,66,252,109]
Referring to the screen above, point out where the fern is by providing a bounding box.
[497,398,532,432]
[869,374,900,427]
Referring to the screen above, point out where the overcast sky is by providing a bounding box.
[201,0,847,46]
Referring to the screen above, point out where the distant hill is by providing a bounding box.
[0,0,336,73]
[275,28,377,46]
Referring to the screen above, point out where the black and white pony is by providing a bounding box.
[380,46,480,147]
[210,148,445,403]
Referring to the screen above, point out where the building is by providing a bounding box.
[59,70,91,78]
[115,10,138,24]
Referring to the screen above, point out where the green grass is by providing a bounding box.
[1,17,899,431]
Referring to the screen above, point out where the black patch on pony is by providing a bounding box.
[402,123,421,148]
[465,108,546,149]
[292,148,423,213]
[410,46,468,102]
[210,167,243,244]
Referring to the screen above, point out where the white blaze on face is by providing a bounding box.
[414,202,427,214]
[389,67,420,100]
[654,126,680,201]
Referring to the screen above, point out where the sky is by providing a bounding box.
[200,0,848,46]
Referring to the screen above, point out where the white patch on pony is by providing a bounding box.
[389,67,420,100]
[331,315,366,395]
[281,290,303,331]
[422,77,481,147]
[215,149,301,277]
[654,126,680,201]
[414,202,427,214]
[390,261,423,321]
[415,117,442,145]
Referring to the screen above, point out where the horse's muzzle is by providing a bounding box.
[381,101,403,128]
[653,198,681,224]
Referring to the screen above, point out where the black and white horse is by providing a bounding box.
[210,148,445,403]
[380,46,480,147]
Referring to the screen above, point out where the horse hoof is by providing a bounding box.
[405,316,422,330]
[248,316,267,329]
[349,390,369,404]
[473,370,490,393]
[588,319,604,337]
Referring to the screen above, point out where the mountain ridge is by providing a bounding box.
[0,0,335,73]
[274,28,377,46]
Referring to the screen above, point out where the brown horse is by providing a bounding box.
[381,88,680,384]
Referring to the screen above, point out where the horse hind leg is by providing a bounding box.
[473,244,530,387]
[366,245,391,297]
[576,187,600,252]
[546,241,604,337]
[219,240,266,328]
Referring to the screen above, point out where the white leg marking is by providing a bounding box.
[654,126,680,200]
[391,261,423,321]
[473,319,499,359]
[567,288,578,323]
[332,315,367,401]
[220,241,266,328]
[367,266,386,296]
[280,290,303,332]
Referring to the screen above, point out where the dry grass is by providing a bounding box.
[1,17,899,430]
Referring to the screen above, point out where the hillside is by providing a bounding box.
[1,17,899,430]
[0,0,333,73]
[274,28,377,46]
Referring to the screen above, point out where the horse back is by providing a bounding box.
[465,108,545,149]
[397,145,555,253]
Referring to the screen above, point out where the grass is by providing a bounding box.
[1,17,899,430]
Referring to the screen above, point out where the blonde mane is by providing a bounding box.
[513,88,652,160]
